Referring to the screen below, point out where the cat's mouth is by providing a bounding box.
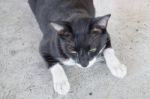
[77,44,106,68]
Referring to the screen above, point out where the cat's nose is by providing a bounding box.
[80,61,89,67]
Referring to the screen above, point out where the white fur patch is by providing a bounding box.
[87,57,97,68]
[61,58,76,66]
[50,64,70,95]
[59,58,82,68]
[60,58,97,68]
[104,48,127,78]
[50,23,64,31]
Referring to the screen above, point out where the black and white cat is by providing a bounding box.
[29,0,127,95]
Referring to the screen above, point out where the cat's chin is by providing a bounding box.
[76,64,93,69]
[75,64,85,68]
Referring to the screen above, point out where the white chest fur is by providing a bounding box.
[60,57,99,68]
[61,58,77,66]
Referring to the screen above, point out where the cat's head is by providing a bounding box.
[50,14,111,68]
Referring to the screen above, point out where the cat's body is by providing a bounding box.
[30,0,95,22]
[29,0,127,95]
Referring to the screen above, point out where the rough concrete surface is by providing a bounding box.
[0,0,150,99]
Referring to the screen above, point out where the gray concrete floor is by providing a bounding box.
[0,0,150,99]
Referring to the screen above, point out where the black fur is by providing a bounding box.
[28,0,111,68]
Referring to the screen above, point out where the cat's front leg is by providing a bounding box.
[50,63,70,95]
[103,48,127,78]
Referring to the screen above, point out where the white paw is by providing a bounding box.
[54,80,70,95]
[110,64,127,78]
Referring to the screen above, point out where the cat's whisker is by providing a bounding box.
[96,44,106,57]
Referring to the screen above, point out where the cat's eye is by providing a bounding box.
[89,48,97,52]
[92,28,102,33]
[70,51,77,54]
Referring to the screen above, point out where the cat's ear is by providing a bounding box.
[50,22,72,38]
[94,14,111,29]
